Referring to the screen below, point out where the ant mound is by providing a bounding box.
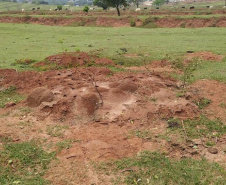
[0,67,199,124]
[27,87,54,107]
[35,52,115,68]
[186,51,223,62]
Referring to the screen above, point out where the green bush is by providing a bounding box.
[57,5,62,10]
[130,19,136,27]
[83,6,89,13]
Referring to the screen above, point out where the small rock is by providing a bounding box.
[171,142,179,147]
[208,148,218,154]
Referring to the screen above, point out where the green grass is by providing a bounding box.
[56,139,80,152]
[171,57,226,83]
[0,86,25,108]
[129,129,151,139]
[167,116,226,139]
[194,98,212,109]
[98,151,226,185]
[191,60,226,82]
[0,23,226,69]
[46,124,68,138]
[0,141,55,185]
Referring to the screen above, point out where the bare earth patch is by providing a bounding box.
[0,52,225,184]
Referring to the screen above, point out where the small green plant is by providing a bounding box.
[83,6,89,13]
[180,22,186,28]
[219,102,226,108]
[56,139,80,152]
[176,90,186,98]
[171,58,184,69]
[46,124,68,138]
[195,98,212,109]
[75,47,80,52]
[205,141,215,147]
[182,60,199,87]
[150,97,157,102]
[129,129,151,139]
[130,19,136,27]
[142,17,159,28]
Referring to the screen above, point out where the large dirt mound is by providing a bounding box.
[0,66,199,124]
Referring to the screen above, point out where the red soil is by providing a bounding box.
[1,15,226,27]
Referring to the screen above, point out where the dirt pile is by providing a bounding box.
[34,52,115,68]
[186,51,224,61]
[0,66,199,124]
[27,87,54,107]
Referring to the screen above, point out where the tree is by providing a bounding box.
[103,0,127,16]
[93,0,108,10]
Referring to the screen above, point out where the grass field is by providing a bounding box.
[1,23,226,82]
[0,23,226,65]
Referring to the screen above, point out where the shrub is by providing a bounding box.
[57,5,62,10]
[83,6,89,13]
[130,19,136,27]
